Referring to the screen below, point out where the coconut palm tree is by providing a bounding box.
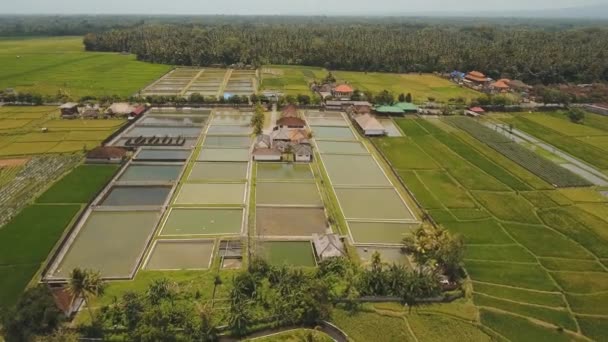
[67,268,105,322]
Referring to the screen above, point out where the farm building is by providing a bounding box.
[491,79,511,93]
[312,233,345,260]
[281,104,299,118]
[106,103,135,118]
[333,84,354,99]
[326,100,372,111]
[293,143,313,162]
[465,71,490,85]
[253,148,282,161]
[81,104,101,119]
[86,146,127,163]
[270,127,291,142]
[276,116,306,129]
[355,114,386,136]
[50,286,83,318]
[59,102,79,119]
[374,105,405,115]
[395,102,419,113]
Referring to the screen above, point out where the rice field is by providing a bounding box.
[0,36,170,98]
[376,117,608,339]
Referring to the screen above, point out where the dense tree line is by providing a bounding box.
[82,22,608,84]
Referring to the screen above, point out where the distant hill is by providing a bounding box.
[472,4,608,19]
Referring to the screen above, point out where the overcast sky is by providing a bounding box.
[1,0,605,15]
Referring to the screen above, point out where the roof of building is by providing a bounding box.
[491,80,510,89]
[132,105,147,116]
[355,114,385,131]
[281,104,299,117]
[86,146,127,159]
[374,105,405,114]
[59,102,79,109]
[255,134,271,148]
[277,116,306,127]
[271,127,291,141]
[395,102,419,111]
[253,147,281,156]
[326,100,372,107]
[108,102,135,115]
[466,71,488,83]
[313,233,345,260]
[334,84,354,93]
[293,143,313,155]
[50,286,82,317]
[288,129,308,142]
[469,107,485,113]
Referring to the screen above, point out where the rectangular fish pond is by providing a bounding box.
[256,182,322,206]
[321,154,390,186]
[99,186,171,207]
[161,208,244,235]
[175,183,246,205]
[311,126,356,140]
[210,114,254,125]
[145,240,215,270]
[188,162,249,181]
[316,141,368,154]
[206,125,253,135]
[197,148,250,162]
[256,163,313,180]
[139,115,207,126]
[256,207,327,237]
[357,246,413,268]
[118,164,183,182]
[48,210,159,279]
[306,117,349,127]
[203,136,252,148]
[258,241,317,267]
[135,149,192,161]
[347,221,417,245]
[334,188,414,221]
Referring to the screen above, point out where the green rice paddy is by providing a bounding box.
[347,221,416,244]
[316,141,369,154]
[197,148,250,162]
[311,126,356,140]
[335,188,414,221]
[256,207,327,236]
[321,154,390,186]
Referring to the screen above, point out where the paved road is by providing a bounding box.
[486,122,608,186]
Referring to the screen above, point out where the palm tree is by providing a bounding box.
[67,268,105,322]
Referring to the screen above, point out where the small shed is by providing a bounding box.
[253,148,282,161]
[59,103,79,119]
[86,146,127,164]
[293,144,313,162]
[355,114,386,136]
[469,107,485,114]
[312,233,345,260]
[50,286,83,318]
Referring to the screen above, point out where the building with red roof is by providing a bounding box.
[333,84,354,99]
[465,71,489,84]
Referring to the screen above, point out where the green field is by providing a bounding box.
[36,164,119,203]
[0,204,81,308]
[261,65,326,95]
[333,71,480,103]
[0,106,124,157]
[375,117,608,339]
[0,36,170,98]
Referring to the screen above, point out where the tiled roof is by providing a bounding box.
[355,114,385,131]
[334,84,354,93]
[277,117,306,127]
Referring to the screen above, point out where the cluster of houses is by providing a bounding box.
[253,104,313,162]
[450,71,532,96]
[311,81,355,100]
[59,102,147,119]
